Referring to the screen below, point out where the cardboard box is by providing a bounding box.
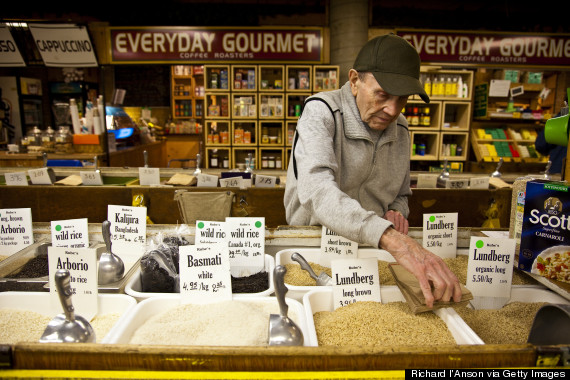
[519,180,570,283]
[73,134,106,153]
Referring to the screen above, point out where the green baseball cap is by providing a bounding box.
[354,34,430,103]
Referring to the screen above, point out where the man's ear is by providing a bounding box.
[348,69,359,96]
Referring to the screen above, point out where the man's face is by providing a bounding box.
[350,71,409,131]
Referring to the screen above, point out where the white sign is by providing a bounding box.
[47,246,98,321]
[80,171,103,186]
[470,177,490,189]
[416,174,437,188]
[51,218,89,248]
[0,26,26,67]
[107,205,146,257]
[320,226,357,267]
[139,167,160,186]
[195,220,227,247]
[219,177,242,188]
[4,172,28,186]
[28,167,54,185]
[422,213,458,258]
[332,257,381,310]
[197,173,219,187]
[225,217,265,273]
[254,175,277,188]
[179,245,232,304]
[466,237,515,308]
[28,24,98,67]
[0,208,34,255]
[445,179,469,189]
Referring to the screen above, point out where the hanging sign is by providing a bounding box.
[0,25,26,67]
[109,27,323,63]
[397,29,570,67]
[28,23,98,67]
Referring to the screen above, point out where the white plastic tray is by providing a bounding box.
[125,254,275,302]
[302,287,484,347]
[0,291,137,344]
[275,248,395,301]
[105,294,311,346]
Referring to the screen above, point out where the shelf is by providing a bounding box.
[286,93,311,119]
[206,120,231,146]
[286,65,312,92]
[259,93,285,118]
[205,93,230,119]
[232,120,257,146]
[410,131,440,161]
[259,65,285,91]
[313,65,339,92]
[231,93,257,119]
[204,64,230,91]
[231,65,258,91]
[406,100,442,130]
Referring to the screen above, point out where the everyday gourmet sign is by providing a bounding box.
[397,29,570,67]
[110,27,323,63]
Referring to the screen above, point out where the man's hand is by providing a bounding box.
[383,210,408,235]
[379,227,462,308]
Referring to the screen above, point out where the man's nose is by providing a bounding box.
[383,97,401,116]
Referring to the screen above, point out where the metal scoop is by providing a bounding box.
[268,265,304,346]
[193,153,202,176]
[527,303,570,345]
[98,220,125,285]
[40,269,95,343]
[291,252,333,286]
[491,157,504,178]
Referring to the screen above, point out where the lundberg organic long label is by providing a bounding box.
[519,181,570,283]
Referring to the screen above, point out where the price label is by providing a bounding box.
[219,177,241,188]
[48,246,98,321]
[28,167,53,185]
[225,217,265,273]
[4,172,28,186]
[446,179,469,189]
[107,205,147,259]
[466,237,515,306]
[139,167,160,186]
[470,177,490,189]
[80,171,103,186]
[422,213,458,258]
[0,208,34,255]
[416,174,437,188]
[320,226,357,267]
[332,258,380,310]
[179,245,232,304]
[51,218,89,248]
[197,173,219,187]
[254,175,276,188]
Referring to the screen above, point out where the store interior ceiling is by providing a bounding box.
[2,0,568,33]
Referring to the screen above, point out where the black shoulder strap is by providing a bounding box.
[292,97,337,180]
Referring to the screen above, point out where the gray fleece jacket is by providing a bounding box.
[283,81,412,249]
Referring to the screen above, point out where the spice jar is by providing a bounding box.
[276,156,282,169]
[268,156,275,169]
[41,126,56,153]
[54,126,74,154]
[261,156,268,169]
[210,150,219,168]
[27,126,43,146]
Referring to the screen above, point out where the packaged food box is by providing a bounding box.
[0,291,136,344]
[303,287,483,347]
[125,254,274,301]
[105,295,310,346]
[519,180,570,283]
[275,248,395,301]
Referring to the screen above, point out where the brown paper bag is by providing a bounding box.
[388,263,473,314]
[174,190,235,224]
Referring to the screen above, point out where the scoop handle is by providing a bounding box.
[273,265,289,318]
[55,269,75,322]
[102,220,112,254]
[291,252,318,281]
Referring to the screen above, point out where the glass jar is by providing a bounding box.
[210,150,219,168]
[261,156,268,169]
[41,126,56,153]
[268,156,275,169]
[54,126,74,154]
[27,126,43,146]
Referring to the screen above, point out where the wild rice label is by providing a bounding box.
[519,181,570,283]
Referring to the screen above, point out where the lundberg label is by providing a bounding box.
[519,181,570,283]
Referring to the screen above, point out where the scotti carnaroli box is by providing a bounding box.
[519,180,570,283]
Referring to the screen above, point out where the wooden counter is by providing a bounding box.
[0,151,106,167]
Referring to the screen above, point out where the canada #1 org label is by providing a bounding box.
[519,181,570,283]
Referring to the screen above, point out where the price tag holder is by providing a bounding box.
[320,226,357,267]
[470,177,490,189]
[466,236,516,309]
[107,205,147,258]
[80,171,103,186]
[225,217,265,274]
[179,245,232,304]
[422,213,458,258]
[254,175,277,188]
[446,179,469,189]
[332,257,380,310]
[0,208,34,255]
[139,167,160,186]
[197,173,219,187]
[4,172,28,186]
[51,218,89,248]
[416,174,437,188]
[28,167,54,185]
[219,177,242,188]
[47,246,98,321]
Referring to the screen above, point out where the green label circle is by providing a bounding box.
[55,225,62,231]
[476,240,484,249]
[197,222,204,229]
[255,221,262,228]
[429,216,435,223]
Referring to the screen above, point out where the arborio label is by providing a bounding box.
[0,208,33,255]
[519,181,570,283]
